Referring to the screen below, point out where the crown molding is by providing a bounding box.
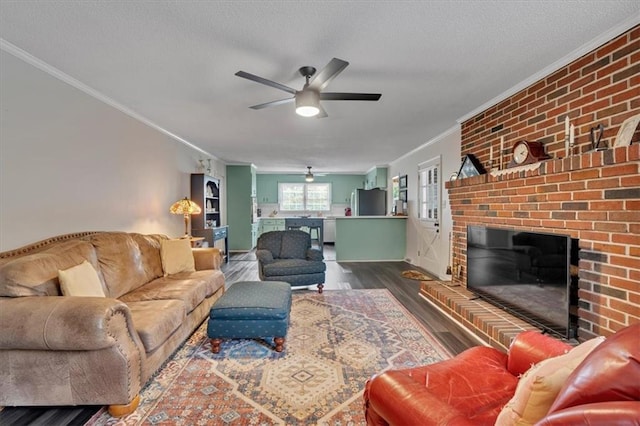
[0,38,218,160]
[391,125,460,165]
[457,14,640,124]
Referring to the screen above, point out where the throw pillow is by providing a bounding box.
[495,336,605,426]
[58,260,106,297]
[160,238,195,275]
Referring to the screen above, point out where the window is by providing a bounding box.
[278,183,331,211]
[418,157,440,221]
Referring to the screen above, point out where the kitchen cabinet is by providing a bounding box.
[335,217,407,261]
[365,167,388,190]
[251,166,257,197]
[331,175,364,203]
[258,218,285,236]
[256,175,279,203]
[251,222,259,248]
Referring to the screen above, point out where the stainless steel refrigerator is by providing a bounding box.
[352,188,387,216]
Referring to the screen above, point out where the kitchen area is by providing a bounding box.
[250,166,407,261]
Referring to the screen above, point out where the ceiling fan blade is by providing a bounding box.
[316,104,328,118]
[320,92,382,101]
[249,97,295,110]
[235,71,297,95]
[309,58,349,91]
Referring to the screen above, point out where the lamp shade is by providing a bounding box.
[170,197,201,237]
[170,197,201,215]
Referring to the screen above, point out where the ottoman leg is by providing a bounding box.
[210,338,223,354]
[317,284,324,294]
[274,337,285,352]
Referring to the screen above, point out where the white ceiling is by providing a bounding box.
[1,1,639,174]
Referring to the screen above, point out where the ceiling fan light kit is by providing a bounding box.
[305,166,314,182]
[236,58,381,118]
[295,89,320,117]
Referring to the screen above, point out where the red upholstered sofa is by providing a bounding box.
[363,324,640,426]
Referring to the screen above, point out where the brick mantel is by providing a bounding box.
[446,145,639,339]
[446,25,639,341]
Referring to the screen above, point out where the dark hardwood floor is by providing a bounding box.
[0,245,477,425]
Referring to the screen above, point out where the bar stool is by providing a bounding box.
[308,225,322,250]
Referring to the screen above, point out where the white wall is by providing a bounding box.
[388,126,461,280]
[0,50,225,251]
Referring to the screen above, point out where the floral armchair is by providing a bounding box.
[255,230,326,293]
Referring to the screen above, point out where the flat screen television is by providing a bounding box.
[466,225,577,339]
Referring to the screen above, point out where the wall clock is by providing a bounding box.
[508,140,550,168]
[457,154,484,179]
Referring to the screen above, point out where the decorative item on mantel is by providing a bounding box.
[564,116,576,158]
[590,123,606,151]
[507,140,550,168]
[456,154,485,179]
[613,113,640,147]
[491,162,543,177]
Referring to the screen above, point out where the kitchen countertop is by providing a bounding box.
[258,216,326,219]
[257,216,406,219]
[336,216,407,219]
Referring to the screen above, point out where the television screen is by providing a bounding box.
[466,225,574,338]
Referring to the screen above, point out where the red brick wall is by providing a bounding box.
[448,26,640,340]
[461,25,640,168]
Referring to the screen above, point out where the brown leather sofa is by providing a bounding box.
[364,324,640,425]
[0,232,226,416]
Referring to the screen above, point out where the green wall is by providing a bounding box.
[256,174,365,205]
[226,165,254,251]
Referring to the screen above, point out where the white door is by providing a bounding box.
[417,157,443,276]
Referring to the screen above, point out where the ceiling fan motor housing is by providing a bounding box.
[299,66,317,79]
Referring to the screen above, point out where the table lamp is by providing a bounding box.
[170,197,202,237]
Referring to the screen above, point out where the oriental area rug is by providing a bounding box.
[87,289,451,425]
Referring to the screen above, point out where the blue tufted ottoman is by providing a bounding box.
[207,281,292,353]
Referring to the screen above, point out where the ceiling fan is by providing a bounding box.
[235,58,381,118]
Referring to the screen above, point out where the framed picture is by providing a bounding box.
[457,154,485,179]
[613,113,640,147]
[399,174,408,189]
[399,189,407,201]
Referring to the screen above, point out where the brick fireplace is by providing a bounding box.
[422,25,639,346]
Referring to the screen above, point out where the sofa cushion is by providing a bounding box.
[88,232,150,298]
[404,346,518,424]
[279,231,309,259]
[165,269,226,298]
[0,240,99,297]
[127,300,186,353]
[547,323,640,414]
[262,259,326,277]
[131,234,165,283]
[495,336,604,426]
[119,274,213,313]
[160,238,195,275]
[58,260,106,297]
